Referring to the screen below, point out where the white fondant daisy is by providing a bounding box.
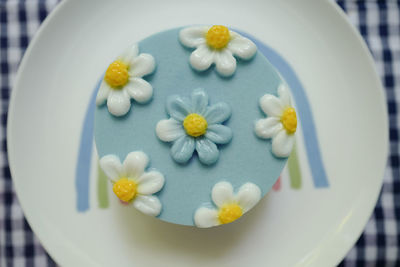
[194,181,261,228]
[255,84,297,158]
[179,25,257,77]
[96,44,156,116]
[99,151,164,216]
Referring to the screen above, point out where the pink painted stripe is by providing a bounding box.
[272,177,281,191]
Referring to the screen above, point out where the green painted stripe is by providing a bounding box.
[288,141,302,189]
[97,163,109,209]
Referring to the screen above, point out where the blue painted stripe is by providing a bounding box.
[240,31,329,188]
[75,83,99,212]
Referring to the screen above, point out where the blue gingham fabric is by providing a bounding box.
[0,0,399,266]
[336,1,400,266]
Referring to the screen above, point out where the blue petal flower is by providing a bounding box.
[166,95,191,121]
[191,88,209,114]
[171,135,195,164]
[204,102,231,125]
[195,138,219,165]
[205,125,233,144]
[157,88,233,165]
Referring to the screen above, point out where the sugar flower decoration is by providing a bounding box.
[96,44,156,116]
[255,84,297,158]
[156,88,232,165]
[99,151,164,216]
[194,181,261,228]
[179,25,257,77]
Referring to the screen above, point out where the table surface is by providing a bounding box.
[0,0,399,266]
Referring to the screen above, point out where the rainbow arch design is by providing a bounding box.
[75,34,329,212]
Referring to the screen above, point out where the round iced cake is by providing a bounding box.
[94,25,297,227]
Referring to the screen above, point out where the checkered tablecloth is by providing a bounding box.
[0,0,399,266]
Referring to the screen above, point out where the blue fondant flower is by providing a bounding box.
[156,89,232,165]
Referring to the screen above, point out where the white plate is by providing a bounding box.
[7,0,388,266]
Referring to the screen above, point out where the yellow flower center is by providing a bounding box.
[104,60,129,88]
[206,25,231,49]
[281,107,297,134]
[218,203,243,224]
[112,178,137,202]
[183,113,208,137]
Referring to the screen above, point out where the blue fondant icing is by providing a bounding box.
[94,28,287,225]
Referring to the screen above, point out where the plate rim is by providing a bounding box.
[6,0,389,266]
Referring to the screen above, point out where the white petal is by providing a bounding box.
[107,90,131,116]
[255,117,282,139]
[190,44,215,71]
[235,183,261,213]
[259,94,284,117]
[133,195,162,216]
[215,50,236,77]
[156,119,184,142]
[99,155,122,182]
[212,181,234,208]
[278,84,292,107]
[129,53,156,78]
[125,77,153,103]
[118,44,139,64]
[122,151,149,178]
[194,207,219,228]
[272,130,295,158]
[227,34,257,60]
[179,26,208,48]
[96,81,111,105]
[136,171,165,195]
